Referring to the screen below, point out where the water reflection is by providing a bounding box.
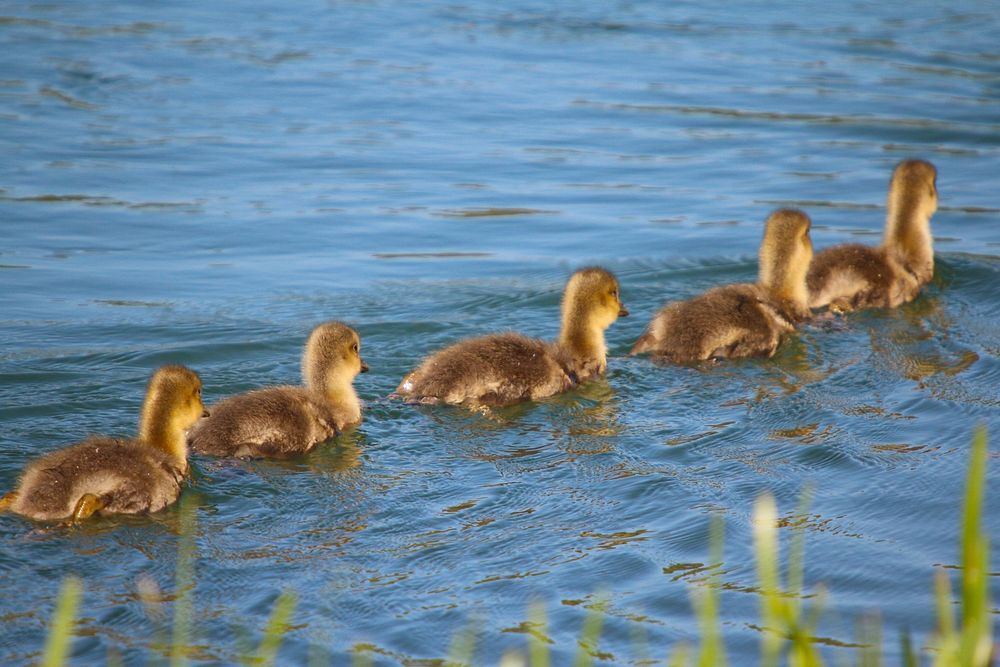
[554,380,624,453]
[867,294,980,388]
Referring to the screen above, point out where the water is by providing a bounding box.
[1,0,998,663]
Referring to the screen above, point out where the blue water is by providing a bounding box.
[2,1,999,664]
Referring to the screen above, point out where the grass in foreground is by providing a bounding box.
[40,429,991,665]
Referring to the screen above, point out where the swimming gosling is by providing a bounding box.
[189,322,367,458]
[631,209,813,362]
[395,267,628,406]
[807,159,938,312]
[0,365,206,522]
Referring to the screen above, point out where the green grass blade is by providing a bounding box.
[695,515,726,667]
[856,613,882,667]
[171,497,198,667]
[753,494,783,667]
[932,568,961,667]
[961,427,987,626]
[668,642,691,667]
[629,618,650,665]
[899,628,917,667]
[572,595,607,667]
[42,576,82,667]
[932,428,992,666]
[796,585,828,667]
[788,486,813,619]
[499,650,527,667]
[934,568,955,640]
[959,427,992,666]
[528,600,550,667]
[446,617,478,666]
[255,590,297,666]
[787,489,824,667]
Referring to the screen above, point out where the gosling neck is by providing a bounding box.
[558,308,608,377]
[759,260,811,320]
[318,374,361,422]
[139,399,189,472]
[883,199,934,282]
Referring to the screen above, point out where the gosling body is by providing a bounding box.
[807,159,938,311]
[631,209,813,362]
[1,365,205,522]
[189,322,367,458]
[395,267,628,406]
[5,438,187,520]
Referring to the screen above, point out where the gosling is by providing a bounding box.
[0,365,206,522]
[631,209,813,362]
[807,159,938,312]
[189,322,367,458]
[395,267,628,406]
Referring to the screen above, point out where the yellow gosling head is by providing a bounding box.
[302,321,367,395]
[758,208,813,307]
[139,365,206,467]
[560,266,628,336]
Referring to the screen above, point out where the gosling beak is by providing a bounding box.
[360,359,369,373]
[202,408,211,418]
[618,304,629,317]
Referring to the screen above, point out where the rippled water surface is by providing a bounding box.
[2,1,999,664]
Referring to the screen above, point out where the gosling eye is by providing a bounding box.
[352,343,359,354]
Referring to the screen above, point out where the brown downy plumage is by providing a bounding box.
[631,209,813,362]
[188,322,367,458]
[0,366,206,522]
[807,159,938,312]
[394,267,628,406]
